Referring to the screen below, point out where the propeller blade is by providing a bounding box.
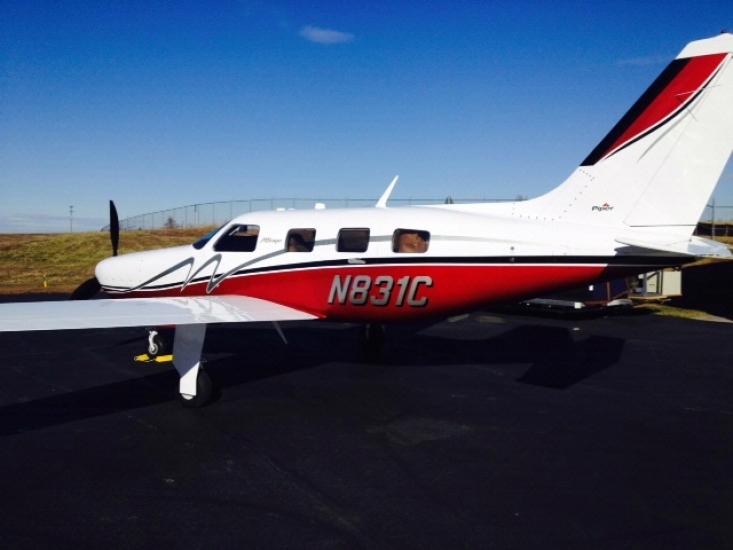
[110,200,120,257]
[70,277,101,300]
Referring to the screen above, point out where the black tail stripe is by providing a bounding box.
[581,58,689,166]
[600,67,720,161]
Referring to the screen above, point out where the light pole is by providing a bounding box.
[69,205,74,233]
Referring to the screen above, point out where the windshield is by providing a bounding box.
[192,225,225,250]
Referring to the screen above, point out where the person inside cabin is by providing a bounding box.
[287,233,307,252]
[287,229,315,252]
[396,230,429,253]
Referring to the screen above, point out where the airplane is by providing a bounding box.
[1,33,732,408]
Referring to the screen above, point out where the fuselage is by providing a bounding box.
[95,205,687,321]
[92,34,733,322]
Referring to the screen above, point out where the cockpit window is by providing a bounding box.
[393,229,430,253]
[192,225,225,250]
[337,228,370,252]
[214,224,260,252]
[286,229,316,252]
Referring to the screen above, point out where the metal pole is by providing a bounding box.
[711,198,716,238]
[69,205,74,232]
[642,272,648,297]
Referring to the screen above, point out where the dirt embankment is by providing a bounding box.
[0,227,213,294]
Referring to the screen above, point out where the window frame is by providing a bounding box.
[192,224,226,250]
[336,228,371,253]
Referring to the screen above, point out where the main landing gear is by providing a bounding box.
[178,367,214,409]
[362,323,385,362]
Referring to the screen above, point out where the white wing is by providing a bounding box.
[0,296,318,332]
[614,235,732,258]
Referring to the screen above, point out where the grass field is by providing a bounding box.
[0,227,213,294]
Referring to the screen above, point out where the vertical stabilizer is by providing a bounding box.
[507,33,733,235]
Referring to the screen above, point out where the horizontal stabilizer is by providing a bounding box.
[376,175,399,208]
[0,296,318,333]
[614,235,732,258]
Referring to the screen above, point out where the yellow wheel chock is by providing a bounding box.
[134,353,174,364]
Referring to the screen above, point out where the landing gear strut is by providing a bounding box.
[172,323,215,408]
[362,323,385,362]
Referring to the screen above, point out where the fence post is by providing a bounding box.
[711,198,716,238]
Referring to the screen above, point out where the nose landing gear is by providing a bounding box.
[134,328,175,364]
[147,328,173,357]
[137,325,215,407]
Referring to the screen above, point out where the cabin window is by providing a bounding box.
[214,224,260,252]
[286,228,316,252]
[337,228,370,252]
[393,229,430,253]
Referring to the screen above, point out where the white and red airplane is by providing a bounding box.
[2,33,732,406]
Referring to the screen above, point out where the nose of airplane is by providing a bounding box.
[95,245,194,292]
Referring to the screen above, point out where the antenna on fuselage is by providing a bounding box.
[375,175,399,208]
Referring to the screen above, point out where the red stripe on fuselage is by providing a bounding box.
[111,264,651,321]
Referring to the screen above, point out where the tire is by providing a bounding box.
[179,368,214,408]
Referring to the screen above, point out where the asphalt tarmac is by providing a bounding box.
[0,302,732,549]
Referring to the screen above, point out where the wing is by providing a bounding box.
[614,235,732,258]
[0,295,318,332]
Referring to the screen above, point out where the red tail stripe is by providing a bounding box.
[602,53,726,160]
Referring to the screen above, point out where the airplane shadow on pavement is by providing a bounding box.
[0,319,624,436]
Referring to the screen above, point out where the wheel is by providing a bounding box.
[179,368,214,408]
[147,328,173,357]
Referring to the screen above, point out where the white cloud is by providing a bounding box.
[299,25,354,45]
[616,54,671,67]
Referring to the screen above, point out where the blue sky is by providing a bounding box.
[2,1,732,232]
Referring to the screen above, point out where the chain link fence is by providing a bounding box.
[105,197,515,231]
[699,203,733,237]
[103,197,733,236]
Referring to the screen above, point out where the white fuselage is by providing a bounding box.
[96,205,685,321]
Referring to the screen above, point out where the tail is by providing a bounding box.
[508,33,733,235]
